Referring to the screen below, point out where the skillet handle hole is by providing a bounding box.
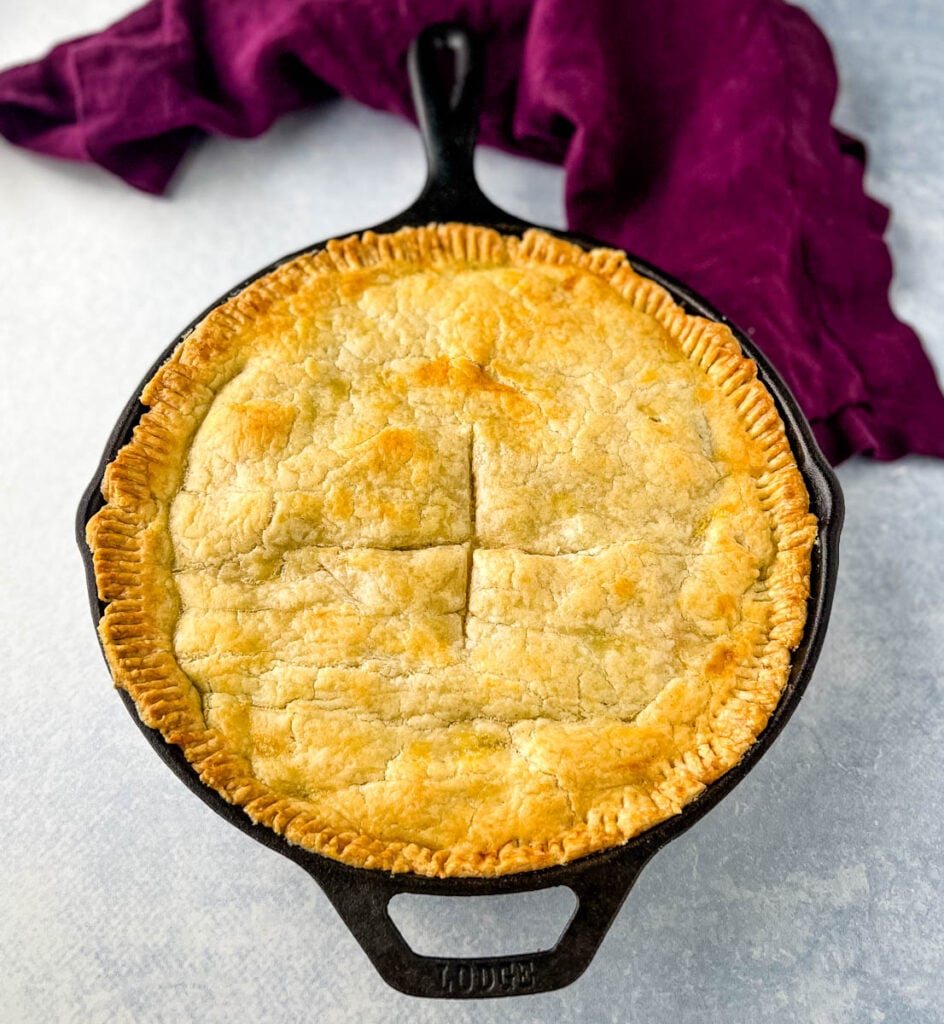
[387,887,577,958]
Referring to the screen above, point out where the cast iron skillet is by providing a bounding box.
[77,23,843,1000]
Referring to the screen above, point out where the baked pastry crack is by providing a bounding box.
[87,225,816,877]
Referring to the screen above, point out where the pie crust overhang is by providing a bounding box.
[87,225,816,878]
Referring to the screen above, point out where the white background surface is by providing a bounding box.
[1,2,942,1021]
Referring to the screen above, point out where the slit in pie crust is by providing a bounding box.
[87,225,817,877]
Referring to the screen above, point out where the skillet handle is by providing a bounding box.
[316,849,654,999]
[400,23,526,227]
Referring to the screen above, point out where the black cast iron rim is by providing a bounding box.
[76,23,844,1000]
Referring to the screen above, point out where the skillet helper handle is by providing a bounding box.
[403,23,524,227]
[319,851,653,999]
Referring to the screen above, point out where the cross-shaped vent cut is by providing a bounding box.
[462,426,477,641]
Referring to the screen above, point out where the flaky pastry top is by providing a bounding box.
[87,225,816,877]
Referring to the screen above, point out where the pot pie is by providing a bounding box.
[88,225,816,878]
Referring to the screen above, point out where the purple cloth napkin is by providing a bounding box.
[3,0,942,464]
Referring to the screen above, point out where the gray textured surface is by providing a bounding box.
[1,1,942,1021]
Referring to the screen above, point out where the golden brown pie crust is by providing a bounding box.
[87,225,816,877]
